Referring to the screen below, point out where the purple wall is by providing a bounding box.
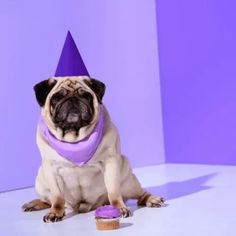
[156,0,236,165]
[0,1,164,192]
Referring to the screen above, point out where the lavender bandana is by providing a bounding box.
[39,106,104,165]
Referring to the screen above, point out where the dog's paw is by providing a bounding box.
[43,212,65,223]
[119,207,132,218]
[22,203,35,212]
[22,199,50,212]
[146,195,165,207]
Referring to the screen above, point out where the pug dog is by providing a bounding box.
[22,76,164,223]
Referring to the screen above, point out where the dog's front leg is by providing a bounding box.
[103,157,131,217]
[42,164,65,223]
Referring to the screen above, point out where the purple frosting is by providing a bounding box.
[95,205,121,218]
[39,106,104,166]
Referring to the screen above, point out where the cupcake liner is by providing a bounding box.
[96,218,120,230]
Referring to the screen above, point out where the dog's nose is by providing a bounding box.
[66,113,79,123]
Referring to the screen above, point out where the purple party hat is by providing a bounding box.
[55,31,89,77]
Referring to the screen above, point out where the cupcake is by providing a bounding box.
[95,205,121,230]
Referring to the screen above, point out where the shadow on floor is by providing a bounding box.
[145,173,217,201]
[119,222,133,229]
[127,173,217,212]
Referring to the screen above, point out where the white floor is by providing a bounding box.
[0,163,235,236]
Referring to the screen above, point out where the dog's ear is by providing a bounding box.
[84,78,106,103]
[33,79,57,106]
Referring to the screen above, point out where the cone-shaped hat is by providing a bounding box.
[55,31,89,77]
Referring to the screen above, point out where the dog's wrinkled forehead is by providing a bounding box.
[54,77,88,92]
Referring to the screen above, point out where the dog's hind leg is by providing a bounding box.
[22,199,51,212]
[137,192,164,207]
[121,172,164,208]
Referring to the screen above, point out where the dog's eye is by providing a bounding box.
[78,88,93,102]
[51,90,66,107]
[78,87,85,95]
[82,92,93,102]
